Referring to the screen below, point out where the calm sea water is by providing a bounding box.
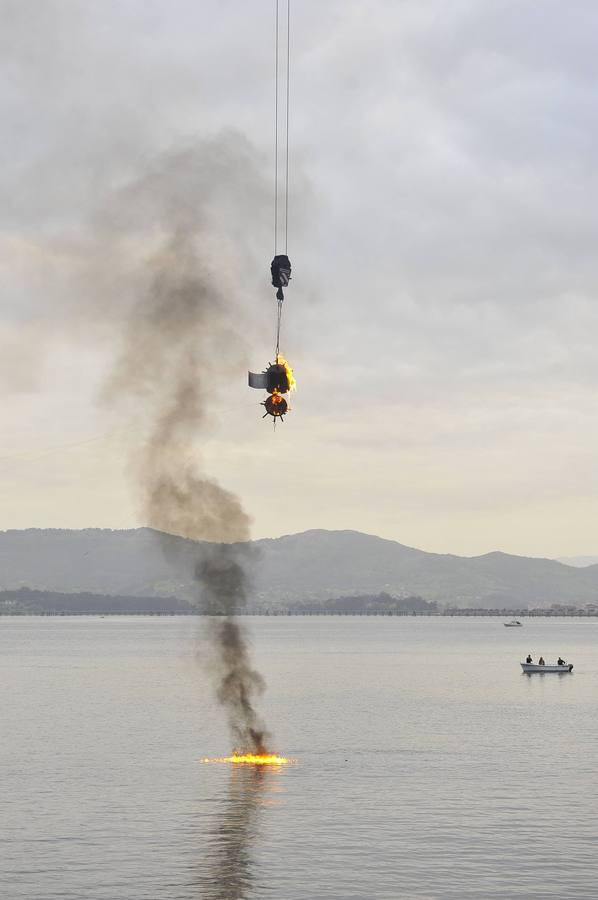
[2,616,598,899]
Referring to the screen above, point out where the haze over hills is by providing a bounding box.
[558,557,598,568]
[2,528,598,610]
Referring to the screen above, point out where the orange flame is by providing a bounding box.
[201,753,293,766]
[276,354,296,392]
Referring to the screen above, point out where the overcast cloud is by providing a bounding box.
[2,0,598,557]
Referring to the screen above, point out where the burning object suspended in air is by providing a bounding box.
[248,355,296,420]
[248,361,290,394]
[263,392,287,418]
[248,250,295,420]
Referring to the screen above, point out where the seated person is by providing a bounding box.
[526,654,533,664]
[557,656,565,666]
[538,656,545,665]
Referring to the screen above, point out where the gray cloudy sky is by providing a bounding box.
[2,0,598,557]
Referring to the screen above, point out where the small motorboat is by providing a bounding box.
[504,619,523,627]
[521,662,573,673]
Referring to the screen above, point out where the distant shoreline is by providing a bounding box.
[3,610,598,618]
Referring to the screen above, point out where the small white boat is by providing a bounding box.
[521,662,573,673]
[504,619,523,627]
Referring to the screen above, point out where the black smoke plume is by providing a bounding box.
[103,139,271,754]
[198,548,270,754]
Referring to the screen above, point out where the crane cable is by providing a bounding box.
[274,0,290,257]
[273,0,290,363]
[275,295,283,358]
[274,0,279,256]
[284,0,290,254]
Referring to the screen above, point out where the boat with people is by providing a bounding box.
[504,619,523,627]
[521,661,573,673]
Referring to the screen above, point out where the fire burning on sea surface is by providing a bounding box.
[201,752,293,766]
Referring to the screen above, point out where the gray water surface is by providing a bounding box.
[2,616,597,899]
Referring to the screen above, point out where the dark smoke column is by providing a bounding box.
[105,156,271,754]
[198,547,269,754]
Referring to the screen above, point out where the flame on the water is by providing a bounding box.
[276,354,296,392]
[201,753,292,766]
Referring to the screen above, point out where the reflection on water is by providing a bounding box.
[198,765,283,899]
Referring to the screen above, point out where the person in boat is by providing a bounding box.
[526,654,533,664]
[538,656,545,666]
[557,656,566,666]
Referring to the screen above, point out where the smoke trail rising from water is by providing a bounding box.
[103,140,270,753]
[198,547,269,753]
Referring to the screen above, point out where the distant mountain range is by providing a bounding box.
[2,528,598,610]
